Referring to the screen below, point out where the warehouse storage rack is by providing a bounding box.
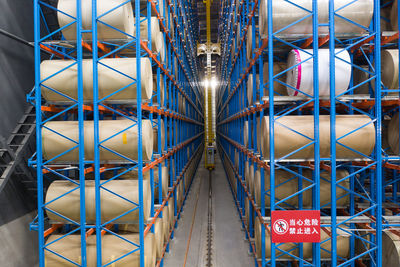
[216,0,400,266]
[30,0,204,266]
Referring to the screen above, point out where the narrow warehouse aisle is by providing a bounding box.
[164,152,253,267]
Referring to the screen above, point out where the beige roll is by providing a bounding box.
[45,233,155,267]
[41,58,153,102]
[244,161,250,190]
[246,25,259,61]
[234,150,239,170]
[388,112,400,154]
[254,169,349,208]
[244,121,249,148]
[261,115,375,159]
[247,74,260,106]
[58,0,134,40]
[383,230,400,266]
[378,50,399,92]
[46,180,151,223]
[162,206,170,241]
[245,196,250,229]
[168,196,175,230]
[259,0,373,37]
[263,62,287,97]
[155,165,169,198]
[153,218,164,259]
[257,118,262,153]
[153,120,165,153]
[255,218,350,259]
[391,0,399,30]
[152,75,165,106]
[249,164,255,196]
[42,120,153,162]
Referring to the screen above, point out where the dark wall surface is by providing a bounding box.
[0,1,38,266]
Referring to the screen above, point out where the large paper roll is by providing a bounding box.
[244,196,250,229]
[152,75,165,106]
[153,120,165,153]
[246,25,259,61]
[247,74,260,106]
[140,17,163,53]
[249,164,255,196]
[58,0,134,40]
[234,150,239,170]
[41,58,153,102]
[162,206,170,241]
[42,120,154,162]
[45,233,155,267]
[391,0,399,30]
[286,49,351,96]
[255,218,349,259]
[261,115,375,159]
[388,112,400,154]
[168,196,175,230]
[254,169,350,208]
[46,180,151,223]
[379,49,399,92]
[244,121,249,148]
[259,0,374,37]
[383,230,400,266]
[263,62,288,97]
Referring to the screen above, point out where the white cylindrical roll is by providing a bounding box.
[244,121,249,148]
[154,165,169,199]
[245,196,250,229]
[255,218,349,259]
[140,17,162,53]
[249,164,255,196]
[153,120,165,153]
[42,120,154,162]
[261,115,375,159]
[259,0,374,37]
[286,49,351,96]
[262,62,288,97]
[254,169,350,208]
[162,206,170,241]
[388,112,400,154]
[152,75,165,106]
[244,161,250,191]
[46,180,151,223]
[153,218,164,259]
[58,0,134,40]
[45,233,155,267]
[41,58,153,102]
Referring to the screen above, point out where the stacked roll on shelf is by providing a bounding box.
[32,0,204,266]
[217,0,393,266]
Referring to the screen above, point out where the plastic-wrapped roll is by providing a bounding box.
[353,66,371,94]
[153,75,165,106]
[286,49,351,96]
[45,233,155,267]
[391,0,399,30]
[246,25,259,61]
[255,218,349,259]
[383,230,400,266]
[153,120,165,153]
[42,120,154,162]
[247,74,260,106]
[388,112,400,154]
[261,115,375,159]
[46,180,151,223]
[263,62,288,97]
[254,169,350,208]
[58,0,134,40]
[244,121,249,148]
[41,58,153,102]
[259,0,374,37]
[168,196,175,230]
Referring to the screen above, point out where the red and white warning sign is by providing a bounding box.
[271,210,320,243]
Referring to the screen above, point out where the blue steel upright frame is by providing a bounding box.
[217,0,386,266]
[31,0,204,266]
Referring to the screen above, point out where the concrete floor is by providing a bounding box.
[163,153,254,267]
